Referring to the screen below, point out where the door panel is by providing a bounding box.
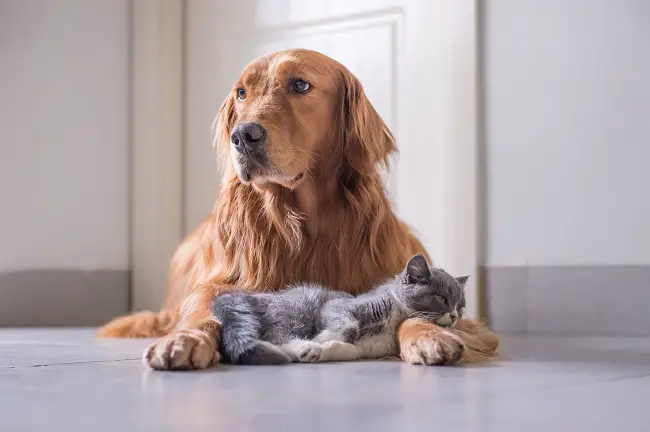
[184,0,479,316]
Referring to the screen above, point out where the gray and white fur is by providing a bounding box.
[212,254,468,365]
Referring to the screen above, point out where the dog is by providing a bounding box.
[98,49,499,369]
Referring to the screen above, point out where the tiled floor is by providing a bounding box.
[1,329,649,431]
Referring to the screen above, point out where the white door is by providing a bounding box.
[183,0,479,316]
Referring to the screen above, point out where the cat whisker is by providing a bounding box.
[408,311,441,322]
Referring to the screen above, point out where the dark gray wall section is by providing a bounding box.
[0,270,129,326]
[486,266,650,335]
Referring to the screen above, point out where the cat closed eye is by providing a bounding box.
[435,295,447,305]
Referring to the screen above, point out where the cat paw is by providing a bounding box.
[298,343,323,363]
[143,329,220,371]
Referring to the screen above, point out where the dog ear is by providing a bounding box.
[211,93,236,160]
[339,69,397,174]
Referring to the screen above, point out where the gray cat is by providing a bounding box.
[212,254,468,365]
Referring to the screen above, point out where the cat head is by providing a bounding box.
[395,254,468,327]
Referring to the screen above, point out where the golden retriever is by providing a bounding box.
[98,49,499,369]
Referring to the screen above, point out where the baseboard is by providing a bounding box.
[3,266,647,333]
[485,265,650,335]
[0,270,130,326]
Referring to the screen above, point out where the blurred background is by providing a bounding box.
[1,0,648,337]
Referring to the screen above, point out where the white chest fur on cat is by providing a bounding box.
[279,306,406,363]
[353,312,403,359]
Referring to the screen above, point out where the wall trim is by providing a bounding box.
[441,0,481,319]
[130,0,185,311]
[486,265,650,335]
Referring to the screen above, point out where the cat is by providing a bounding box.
[212,254,468,365]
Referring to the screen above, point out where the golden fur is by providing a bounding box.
[98,49,499,368]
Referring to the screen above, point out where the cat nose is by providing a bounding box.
[450,311,458,320]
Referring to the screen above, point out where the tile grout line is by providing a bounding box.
[0,357,142,370]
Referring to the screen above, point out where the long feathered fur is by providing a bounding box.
[97,49,499,365]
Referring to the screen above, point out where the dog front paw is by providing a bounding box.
[399,320,465,366]
[143,329,220,371]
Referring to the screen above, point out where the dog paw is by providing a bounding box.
[143,329,220,371]
[401,329,465,366]
[298,343,323,363]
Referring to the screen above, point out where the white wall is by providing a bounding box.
[183,0,234,234]
[0,0,130,272]
[484,0,650,267]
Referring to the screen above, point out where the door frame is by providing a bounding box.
[130,0,483,318]
[130,0,184,311]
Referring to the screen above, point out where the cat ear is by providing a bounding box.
[405,254,431,282]
[455,275,470,288]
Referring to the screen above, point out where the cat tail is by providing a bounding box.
[212,293,290,365]
[239,341,292,365]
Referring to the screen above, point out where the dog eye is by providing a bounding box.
[292,79,311,93]
[236,88,246,101]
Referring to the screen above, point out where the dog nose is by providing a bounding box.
[230,123,265,153]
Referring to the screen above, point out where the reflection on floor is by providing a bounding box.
[1,329,649,431]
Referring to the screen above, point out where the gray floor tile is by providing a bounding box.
[0,328,150,368]
[464,375,650,432]
[0,329,649,431]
